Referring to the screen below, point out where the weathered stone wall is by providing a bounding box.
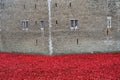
[0,0,49,54]
[0,0,120,54]
[51,0,120,54]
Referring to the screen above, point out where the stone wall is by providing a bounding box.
[51,0,120,54]
[0,0,120,54]
[0,0,49,54]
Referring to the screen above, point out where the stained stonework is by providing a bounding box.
[0,0,49,54]
[0,0,120,54]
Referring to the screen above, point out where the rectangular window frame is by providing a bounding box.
[70,20,78,29]
[21,20,29,30]
[39,21,45,30]
[107,16,112,28]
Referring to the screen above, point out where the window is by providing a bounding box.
[22,20,29,30]
[55,3,57,7]
[71,20,74,27]
[23,4,26,9]
[77,38,79,45]
[69,3,71,7]
[56,20,58,24]
[75,20,78,27]
[107,17,112,28]
[70,20,78,30]
[106,28,109,36]
[40,21,45,30]
[35,4,37,9]
[35,39,38,46]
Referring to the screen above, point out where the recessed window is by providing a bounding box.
[69,3,71,7]
[56,20,58,24]
[40,21,45,28]
[23,4,26,9]
[106,28,109,36]
[21,20,29,30]
[70,20,78,27]
[70,20,78,30]
[107,17,112,28]
[35,4,37,9]
[77,38,79,45]
[55,3,57,7]
[35,39,38,46]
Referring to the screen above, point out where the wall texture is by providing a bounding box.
[0,0,120,54]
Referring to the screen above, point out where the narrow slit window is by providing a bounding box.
[35,4,37,9]
[35,39,38,46]
[23,4,26,9]
[55,3,57,7]
[106,28,109,36]
[56,20,58,24]
[69,3,71,7]
[77,38,79,45]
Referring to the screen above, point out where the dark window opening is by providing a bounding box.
[24,4,26,9]
[22,20,29,29]
[55,3,57,7]
[26,21,28,28]
[35,4,37,9]
[75,20,78,27]
[106,28,109,36]
[56,20,58,24]
[35,39,38,46]
[71,20,74,27]
[77,38,79,45]
[70,20,78,27]
[69,3,71,7]
[40,21,45,28]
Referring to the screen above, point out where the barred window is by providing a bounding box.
[70,20,78,27]
[22,20,29,30]
[40,21,45,28]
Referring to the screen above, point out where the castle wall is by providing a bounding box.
[0,0,120,54]
[0,0,49,54]
[51,0,120,54]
